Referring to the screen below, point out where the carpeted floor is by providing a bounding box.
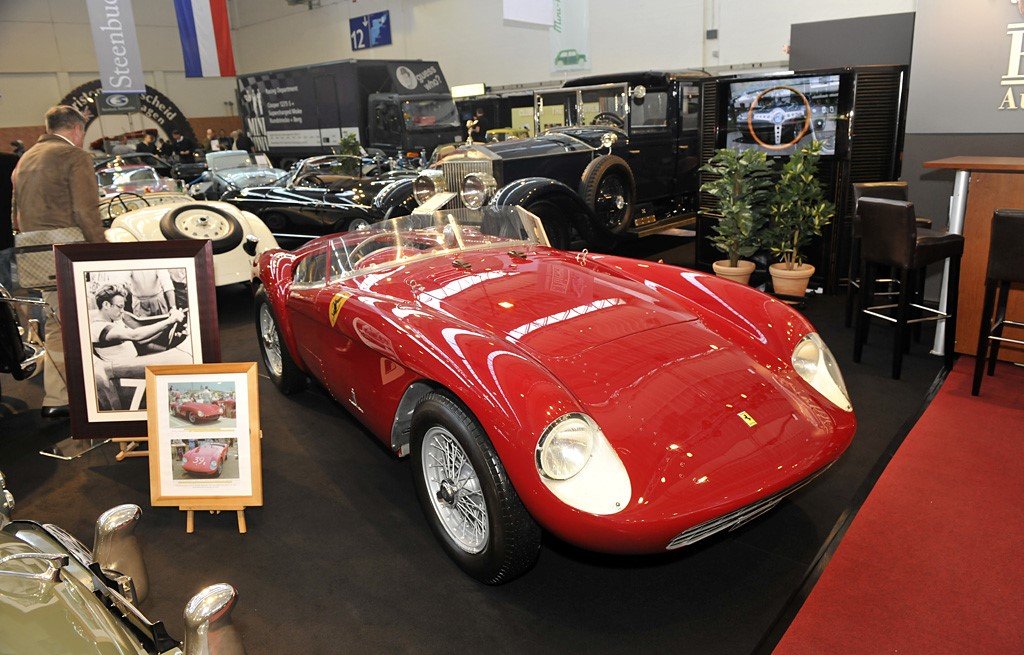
[774,357,1024,654]
[0,237,948,654]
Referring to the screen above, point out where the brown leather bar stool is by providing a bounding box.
[853,198,964,379]
[845,182,933,327]
[972,209,1024,396]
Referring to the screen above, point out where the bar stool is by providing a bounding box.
[853,198,964,379]
[972,209,1024,396]
[845,182,933,327]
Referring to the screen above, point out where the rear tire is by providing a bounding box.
[411,391,541,584]
[254,286,306,394]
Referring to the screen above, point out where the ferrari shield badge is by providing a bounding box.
[328,292,351,327]
[737,411,758,427]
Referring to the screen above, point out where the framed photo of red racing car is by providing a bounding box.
[55,240,220,439]
[146,362,262,510]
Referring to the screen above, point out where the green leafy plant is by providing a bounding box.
[764,141,835,269]
[699,148,773,267]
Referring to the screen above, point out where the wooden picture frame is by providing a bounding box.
[146,362,262,517]
[55,240,220,439]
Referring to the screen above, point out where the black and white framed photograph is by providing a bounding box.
[55,241,220,439]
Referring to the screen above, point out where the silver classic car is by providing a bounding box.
[188,150,286,200]
[0,473,244,654]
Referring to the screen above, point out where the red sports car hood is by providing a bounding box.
[181,402,222,414]
[190,444,226,458]
[371,248,698,358]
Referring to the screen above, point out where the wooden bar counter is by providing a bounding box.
[923,156,1024,362]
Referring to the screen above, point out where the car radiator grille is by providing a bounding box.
[441,159,493,209]
[665,465,831,550]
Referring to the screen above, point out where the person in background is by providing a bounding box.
[217,129,232,151]
[11,105,107,419]
[157,137,173,159]
[466,108,488,143]
[10,140,26,156]
[111,135,134,156]
[231,129,254,153]
[0,152,16,290]
[203,128,218,152]
[172,130,197,163]
[135,133,157,154]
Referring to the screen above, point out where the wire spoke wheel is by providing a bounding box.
[596,175,628,230]
[422,425,489,554]
[259,303,283,377]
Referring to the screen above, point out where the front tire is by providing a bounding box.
[411,391,541,584]
[254,286,306,394]
[523,200,572,250]
[580,155,635,236]
[187,412,197,424]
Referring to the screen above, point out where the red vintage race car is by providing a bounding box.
[182,441,230,476]
[171,400,223,424]
[253,207,856,584]
[216,398,236,418]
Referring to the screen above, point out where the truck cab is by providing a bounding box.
[367,93,462,159]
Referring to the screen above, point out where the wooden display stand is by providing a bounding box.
[923,157,1024,363]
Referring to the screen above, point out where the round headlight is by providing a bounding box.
[197,410,205,418]
[209,460,218,470]
[792,333,852,412]
[459,172,497,210]
[412,170,446,205]
[536,413,596,480]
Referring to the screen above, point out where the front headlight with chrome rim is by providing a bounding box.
[791,332,853,412]
[535,413,631,515]
[412,169,446,205]
[459,172,497,210]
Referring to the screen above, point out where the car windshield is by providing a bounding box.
[535,84,628,129]
[402,99,459,129]
[207,151,255,171]
[322,206,549,280]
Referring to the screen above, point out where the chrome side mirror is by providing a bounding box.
[183,583,246,655]
[93,504,148,603]
[0,472,14,529]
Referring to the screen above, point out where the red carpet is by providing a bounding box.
[775,358,1024,654]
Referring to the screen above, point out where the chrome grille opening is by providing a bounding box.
[666,465,830,550]
[441,159,493,209]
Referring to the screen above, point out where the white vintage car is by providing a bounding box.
[99,192,279,287]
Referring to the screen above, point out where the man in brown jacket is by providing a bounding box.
[12,105,105,418]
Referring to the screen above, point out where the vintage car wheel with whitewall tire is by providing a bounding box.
[411,391,542,584]
[254,286,306,394]
[580,155,636,236]
[523,199,572,250]
[159,203,243,254]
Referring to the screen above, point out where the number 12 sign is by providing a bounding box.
[349,10,392,51]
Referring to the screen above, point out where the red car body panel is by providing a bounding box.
[172,401,223,423]
[256,240,857,554]
[183,442,229,475]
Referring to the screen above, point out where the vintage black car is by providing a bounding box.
[93,152,207,183]
[377,71,707,249]
[221,155,418,242]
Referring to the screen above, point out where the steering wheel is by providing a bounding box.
[591,112,625,128]
[105,191,150,222]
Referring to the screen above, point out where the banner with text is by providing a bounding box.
[86,0,145,93]
[550,0,590,74]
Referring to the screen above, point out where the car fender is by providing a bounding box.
[254,250,308,374]
[341,295,603,534]
[490,177,609,247]
[371,177,416,217]
[104,226,139,242]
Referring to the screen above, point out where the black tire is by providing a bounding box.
[187,412,197,424]
[159,203,243,254]
[579,155,636,236]
[260,211,287,232]
[254,285,306,394]
[411,391,541,584]
[524,200,572,250]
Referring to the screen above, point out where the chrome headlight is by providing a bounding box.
[792,333,852,412]
[197,410,205,418]
[536,414,595,480]
[535,413,631,514]
[412,170,446,205]
[209,460,218,471]
[459,172,496,210]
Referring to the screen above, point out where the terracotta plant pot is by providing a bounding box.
[712,259,756,285]
[769,262,815,298]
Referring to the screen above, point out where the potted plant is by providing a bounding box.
[764,142,835,298]
[699,148,773,284]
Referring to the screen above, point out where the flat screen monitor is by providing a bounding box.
[723,74,840,156]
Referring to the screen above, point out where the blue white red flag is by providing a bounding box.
[173,0,236,77]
